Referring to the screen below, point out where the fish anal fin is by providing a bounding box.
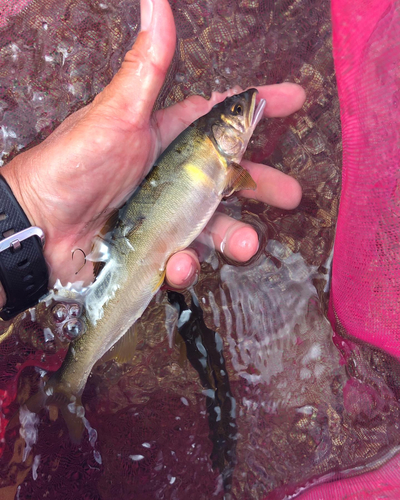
[99,324,138,365]
[223,162,257,197]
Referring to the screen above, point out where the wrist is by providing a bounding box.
[1,154,38,229]
[0,160,49,319]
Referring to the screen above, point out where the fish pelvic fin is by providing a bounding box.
[7,378,85,444]
[223,162,257,197]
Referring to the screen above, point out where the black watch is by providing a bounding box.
[0,175,49,320]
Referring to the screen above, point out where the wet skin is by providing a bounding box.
[0,0,304,298]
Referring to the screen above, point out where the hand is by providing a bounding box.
[0,0,304,298]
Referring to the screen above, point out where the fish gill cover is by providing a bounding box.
[0,0,399,499]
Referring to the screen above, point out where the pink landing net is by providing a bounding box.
[328,0,400,358]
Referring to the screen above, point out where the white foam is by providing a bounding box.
[32,454,41,480]
[19,406,40,462]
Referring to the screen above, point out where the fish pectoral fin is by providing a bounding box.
[7,380,85,444]
[152,269,166,293]
[99,323,138,365]
[223,162,257,197]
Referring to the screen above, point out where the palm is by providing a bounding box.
[43,109,156,228]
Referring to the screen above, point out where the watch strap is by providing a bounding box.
[0,175,49,320]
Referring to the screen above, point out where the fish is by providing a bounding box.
[12,89,266,441]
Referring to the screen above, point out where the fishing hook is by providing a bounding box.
[72,248,87,275]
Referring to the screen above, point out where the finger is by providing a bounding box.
[96,0,176,126]
[164,214,259,289]
[258,82,306,118]
[239,160,302,210]
[156,83,305,149]
[155,87,242,150]
[165,249,200,289]
[196,213,259,262]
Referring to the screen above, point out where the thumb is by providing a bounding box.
[97,0,176,125]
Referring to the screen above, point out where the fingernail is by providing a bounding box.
[183,263,195,283]
[189,270,199,287]
[140,0,153,32]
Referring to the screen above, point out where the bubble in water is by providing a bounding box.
[68,303,82,318]
[52,303,68,323]
[175,72,186,82]
[63,318,85,341]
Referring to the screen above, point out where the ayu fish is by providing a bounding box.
[16,89,266,440]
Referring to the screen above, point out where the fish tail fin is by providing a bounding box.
[7,379,85,444]
[54,393,85,444]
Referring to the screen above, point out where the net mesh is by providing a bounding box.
[328,0,400,357]
[0,0,398,498]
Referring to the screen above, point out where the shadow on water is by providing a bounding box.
[168,290,237,495]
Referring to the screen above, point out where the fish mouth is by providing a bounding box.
[251,95,266,130]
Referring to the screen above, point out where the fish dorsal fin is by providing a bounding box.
[90,236,110,279]
[98,323,138,365]
[223,162,257,197]
[91,209,120,279]
[100,208,120,237]
[93,260,106,278]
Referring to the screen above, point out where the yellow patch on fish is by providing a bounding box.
[184,164,214,188]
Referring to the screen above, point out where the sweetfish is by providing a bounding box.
[16,89,266,440]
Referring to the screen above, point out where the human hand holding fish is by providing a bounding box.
[1,0,305,442]
[0,0,303,306]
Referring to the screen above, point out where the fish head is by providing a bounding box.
[209,88,266,162]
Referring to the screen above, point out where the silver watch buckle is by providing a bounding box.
[0,226,45,253]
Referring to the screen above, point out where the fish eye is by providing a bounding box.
[231,103,243,115]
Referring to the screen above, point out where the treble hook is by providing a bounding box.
[72,248,87,275]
